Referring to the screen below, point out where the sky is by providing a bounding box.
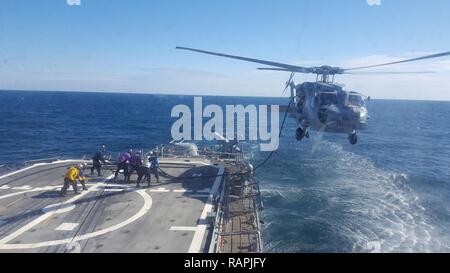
[0,0,450,100]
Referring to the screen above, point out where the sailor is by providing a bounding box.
[114,150,131,181]
[91,145,107,176]
[78,163,89,191]
[60,164,84,196]
[136,154,151,188]
[127,150,142,183]
[149,151,160,184]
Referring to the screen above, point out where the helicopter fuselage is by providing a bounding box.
[292,81,369,134]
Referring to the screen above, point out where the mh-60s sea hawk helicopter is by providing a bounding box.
[176,47,450,145]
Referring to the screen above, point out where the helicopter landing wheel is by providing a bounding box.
[348,131,358,145]
[296,128,305,141]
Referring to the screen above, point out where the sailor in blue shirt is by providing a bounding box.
[149,151,160,184]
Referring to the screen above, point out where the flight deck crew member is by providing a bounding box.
[78,163,88,191]
[136,155,151,188]
[114,150,131,181]
[60,164,84,196]
[91,145,106,176]
[127,151,142,183]
[149,152,160,184]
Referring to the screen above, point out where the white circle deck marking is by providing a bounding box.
[0,186,61,201]
[0,181,153,250]
[55,223,79,231]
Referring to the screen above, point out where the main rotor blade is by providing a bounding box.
[344,71,436,75]
[257,68,292,71]
[344,51,450,71]
[176,47,312,73]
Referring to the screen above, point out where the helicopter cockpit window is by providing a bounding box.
[349,95,366,107]
[319,93,338,106]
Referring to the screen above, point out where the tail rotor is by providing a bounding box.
[282,72,296,96]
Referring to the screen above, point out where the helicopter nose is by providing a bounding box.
[356,108,368,123]
[359,108,368,119]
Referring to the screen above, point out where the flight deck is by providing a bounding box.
[0,159,223,253]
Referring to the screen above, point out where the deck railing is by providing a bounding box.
[212,166,263,253]
[24,157,61,166]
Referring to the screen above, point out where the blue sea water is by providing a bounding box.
[1,90,450,252]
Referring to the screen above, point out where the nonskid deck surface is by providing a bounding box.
[0,160,223,253]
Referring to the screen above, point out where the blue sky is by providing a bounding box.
[1,0,450,100]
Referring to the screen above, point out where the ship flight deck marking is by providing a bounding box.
[0,160,222,252]
[11,185,32,190]
[170,226,198,231]
[188,166,224,253]
[149,187,170,193]
[55,223,79,231]
[0,173,153,250]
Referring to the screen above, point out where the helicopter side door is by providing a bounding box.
[296,89,316,128]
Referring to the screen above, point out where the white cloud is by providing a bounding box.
[367,0,382,6]
[67,0,81,6]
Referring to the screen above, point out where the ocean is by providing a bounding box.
[1,90,449,253]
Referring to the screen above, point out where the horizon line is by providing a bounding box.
[0,88,449,102]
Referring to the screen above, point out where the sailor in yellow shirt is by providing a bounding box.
[60,164,87,196]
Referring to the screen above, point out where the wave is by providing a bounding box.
[257,139,450,253]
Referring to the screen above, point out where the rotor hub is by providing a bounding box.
[311,66,345,75]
